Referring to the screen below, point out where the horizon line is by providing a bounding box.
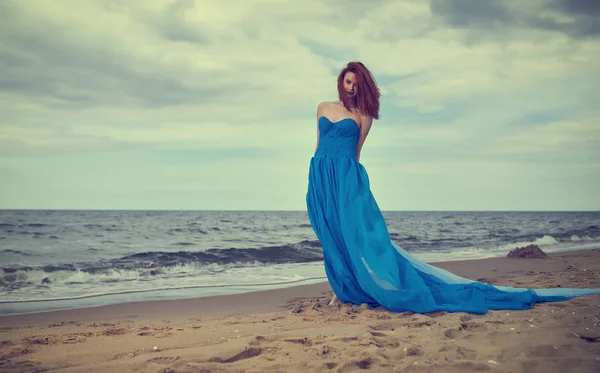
[0,208,598,213]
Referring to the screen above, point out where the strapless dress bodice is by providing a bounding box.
[314,116,359,159]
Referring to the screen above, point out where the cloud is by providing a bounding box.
[0,0,598,210]
[0,0,335,119]
[480,115,600,157]
[430,0,600,39]
[430,0,513,28]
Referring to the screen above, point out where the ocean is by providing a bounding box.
[1,210,599,315]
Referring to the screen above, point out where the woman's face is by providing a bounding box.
[342,72,357,98]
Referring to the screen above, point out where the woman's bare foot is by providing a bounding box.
[328,294,340,306]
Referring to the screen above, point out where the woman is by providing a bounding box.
[306,61,600,314]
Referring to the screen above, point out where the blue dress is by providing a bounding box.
[306,116,600,314]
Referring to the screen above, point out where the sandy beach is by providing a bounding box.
[1,249,599,373]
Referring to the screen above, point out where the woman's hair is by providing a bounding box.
[337,61,381,120]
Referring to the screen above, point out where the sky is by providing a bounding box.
[0,0,599,211]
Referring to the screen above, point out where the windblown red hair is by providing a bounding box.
[337,61,381,120]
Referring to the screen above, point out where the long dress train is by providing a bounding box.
[306,116,600,314]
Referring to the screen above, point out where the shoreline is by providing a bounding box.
[2,248,598,327]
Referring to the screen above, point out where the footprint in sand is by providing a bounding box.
[368,322,396,331]
[406,346,424,356]
[368,331,387,337]
[88,322,117,328]
[282,337,313,346]
[401,320,434,328]
[459,321,487,332]
[444,328,460,339]
[62,335,89,344]
[3,346,33,359]
[23,333,92,345]
[0,359,41,371]
[439,345,477,360]
[317,345,332,356]
[248,335,268,346]
[323,362,337,370]
[0,340,13,348]
[207,347,264,364]
[365,330,400,349]
[22,336,55,345]
[136,326,172,338]
[101,328,127,336]
[147,356,180,365]
[332,336,359,343]
[337,357,377,372]
[47,321,81,328]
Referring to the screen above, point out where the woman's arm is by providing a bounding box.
[315,102,325,153]
[356,116,373,162]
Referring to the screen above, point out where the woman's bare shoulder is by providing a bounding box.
[317,101,337,117]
